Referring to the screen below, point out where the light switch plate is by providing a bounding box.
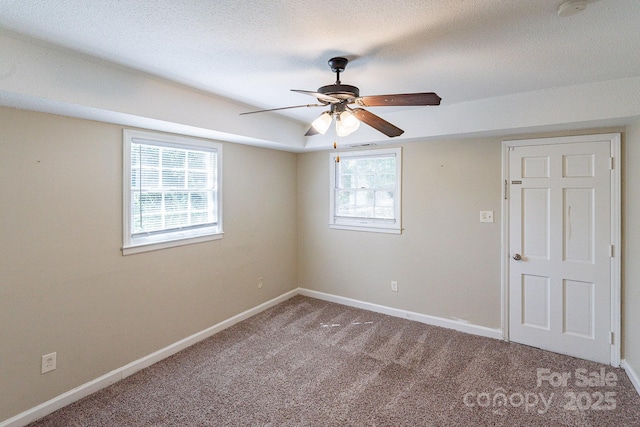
[480,211,494,223]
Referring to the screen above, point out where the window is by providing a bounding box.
[123,129,222,254]
[329,147,402,234]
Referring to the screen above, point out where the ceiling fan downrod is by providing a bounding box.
[328,57,348,84]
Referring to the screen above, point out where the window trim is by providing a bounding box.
[329,147,402,234]
[122,129,223,255]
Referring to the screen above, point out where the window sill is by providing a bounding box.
[329,224,402,234]
[122,232,223,255]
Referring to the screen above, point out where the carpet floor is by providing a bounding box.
[28,295,640,426]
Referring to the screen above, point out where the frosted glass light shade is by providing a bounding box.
[311,112,332,135]
[336,110,360,137]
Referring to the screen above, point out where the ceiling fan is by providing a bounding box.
[240,57,441,138]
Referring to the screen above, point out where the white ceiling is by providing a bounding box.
[1,0,640,148]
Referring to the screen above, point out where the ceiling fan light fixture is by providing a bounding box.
[311,112,332,135]
[336,110,360,137]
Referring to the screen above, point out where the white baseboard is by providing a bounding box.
[0,289,298,427]
[297,288,503,341]
[622,359,640,397]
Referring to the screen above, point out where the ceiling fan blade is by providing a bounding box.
[356,92,441,107]
[240,103,324,115]
[350,108,404,138]
[305,126,319,136]
[291,89,341,104]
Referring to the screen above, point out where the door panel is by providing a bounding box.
[563,279,594,338]
[522,274,550,329]
[522,188,549,259]
[522,155,550,178]
[563,154,594,178]
[509,140,612,364]
[563,188,594,263]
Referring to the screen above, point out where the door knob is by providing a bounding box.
[513,254,522,261]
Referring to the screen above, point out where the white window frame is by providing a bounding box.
[122,129,223,255]
[329,147,402,234]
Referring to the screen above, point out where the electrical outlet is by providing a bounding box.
[391,281,398,292]
[41,352,56,374]
[257,277,264,289]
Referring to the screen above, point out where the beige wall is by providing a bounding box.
[1,106,638,422]
[0,107,298,420]
[297,128,632,336]
[624,118,640,374]
[298,139,504,329]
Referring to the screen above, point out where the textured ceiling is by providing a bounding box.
[1,0,639,125]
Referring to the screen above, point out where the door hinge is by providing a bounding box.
[609,245,614,257]
[504,179,508,200]
[609,157,615,170]
[610,331,614,345]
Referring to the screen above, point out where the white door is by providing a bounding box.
[507,136,617,365]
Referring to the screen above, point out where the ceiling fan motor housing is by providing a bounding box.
[317,84,360,100]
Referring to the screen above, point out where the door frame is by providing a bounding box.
[501,133,621,366]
